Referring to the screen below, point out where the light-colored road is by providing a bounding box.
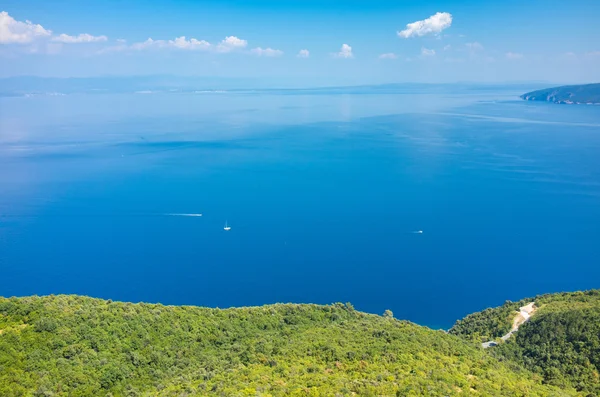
[482,302,536,348]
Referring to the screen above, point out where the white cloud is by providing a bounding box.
[585,51,600,57]
[398,12,452,38]
[297,49,309,58]
[104,36,211,52]
[505,52,524,60]
[170,36,211,50]
[421,47,435,56]
[333,43,353,58]
[466,42,483,51]
[378,52,397,59]
[100,35,265,56]
[52,33,108,43]
[0,11,52,44]
[0,11,109,49]
[443,44,451,51]
[222,36,246,47]
[251,47,283,57]
[216,35,247,52]
[130,38,164,50]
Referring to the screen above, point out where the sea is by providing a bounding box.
[1,85,599,330]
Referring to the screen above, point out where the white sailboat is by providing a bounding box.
[224,220,231,231]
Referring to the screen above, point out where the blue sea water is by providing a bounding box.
[1,88,600,329]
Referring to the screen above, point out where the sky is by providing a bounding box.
[1,0,599,86]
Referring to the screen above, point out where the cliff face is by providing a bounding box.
[521,83,600,104]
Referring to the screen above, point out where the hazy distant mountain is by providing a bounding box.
[0,75,259,96]
[521,83,600,104]
[0,76,551,97]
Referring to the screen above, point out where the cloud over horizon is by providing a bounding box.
[421,47,436,56]
[130,37,189,51]
[378,52,397,59]
[216,36,247,52]
[2,7,599,84]
[1,10,108,53]
[506,52,524,60]
[169,36,211,50]
[52,33,108,44]
[466,42,484,51]
[333,43,353,58]
[0,11,51,44]
[101,35,243,53]
[251,47,283,57]
[398,12,452,38]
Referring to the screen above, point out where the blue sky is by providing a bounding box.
[1,0,599,85]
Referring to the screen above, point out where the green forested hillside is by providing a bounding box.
[451,290,600,395]
[448,299,531,343]
[0,295,573,397]
[449,290,600,342]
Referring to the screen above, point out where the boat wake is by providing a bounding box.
[165,213,203,217]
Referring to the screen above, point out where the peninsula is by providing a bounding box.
[521,83,600,104]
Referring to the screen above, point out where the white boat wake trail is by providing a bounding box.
[165,213,203,217]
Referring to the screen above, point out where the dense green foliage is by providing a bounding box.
[449,290,600,342]
[495,292,600,395]
[521,83,600,104]
[0,295,572,397]
[496,307,600,394]
[451,290,600,395]
[449,299,531,343]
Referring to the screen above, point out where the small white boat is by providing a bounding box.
[224,221,231,231]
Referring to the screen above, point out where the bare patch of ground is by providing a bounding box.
[483,302,537,348]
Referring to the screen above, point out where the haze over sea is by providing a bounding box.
[1,85,599,329]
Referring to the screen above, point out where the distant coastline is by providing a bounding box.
[521,83,600,105]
